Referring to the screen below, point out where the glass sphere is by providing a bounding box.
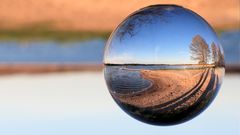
[104,5,225,126]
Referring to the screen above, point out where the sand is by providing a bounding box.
[114,68,218,108]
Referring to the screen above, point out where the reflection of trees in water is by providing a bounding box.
[189,35,225,67]
[117,6,178,40]
[190,35,210,64]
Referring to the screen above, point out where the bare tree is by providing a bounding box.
[116,6,179,41]
[190,35,210,64]
[211,43,218,65]
[211,43,225,67]
[217,48,225,67]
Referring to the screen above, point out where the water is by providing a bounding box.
[0,31,238,65]
[220,30,240,65]
[104,65,225,125]
[0,39,105,64]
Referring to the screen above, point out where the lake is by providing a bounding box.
[0,30,239,65]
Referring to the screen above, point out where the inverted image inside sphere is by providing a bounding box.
[104,5,225,126]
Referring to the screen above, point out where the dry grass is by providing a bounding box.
[0,0,239,31]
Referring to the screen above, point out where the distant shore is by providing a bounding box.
[0,64,103,74]
[225,64,240,73]
[0,64,238,75]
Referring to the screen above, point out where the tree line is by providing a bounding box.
[189,35,225,66]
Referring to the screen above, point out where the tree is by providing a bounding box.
[211,42,225,67]
[116,6,178,41]
[217,47,225,67]
[190,35,210,64]
[211,43,218,65]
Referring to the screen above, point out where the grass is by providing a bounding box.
[0,24,111,42]
[214,26,240,35]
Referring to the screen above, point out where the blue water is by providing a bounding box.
[220,30,240,65]
[0,31,239,65]
[0,39,105,64]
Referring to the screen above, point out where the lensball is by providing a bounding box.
[104,4,225,125]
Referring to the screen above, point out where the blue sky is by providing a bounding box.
[104,6,221,65]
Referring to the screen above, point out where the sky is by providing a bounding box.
[104,5,222,65]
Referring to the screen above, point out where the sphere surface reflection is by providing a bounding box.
[104,5,225,125]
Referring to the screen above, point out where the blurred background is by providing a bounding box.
[0,0,239,135]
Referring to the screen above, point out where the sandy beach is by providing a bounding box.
[115,69,205,107]
[112,68,223,108]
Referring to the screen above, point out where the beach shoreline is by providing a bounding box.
[0,64,103,74]
[0,64,238,74]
